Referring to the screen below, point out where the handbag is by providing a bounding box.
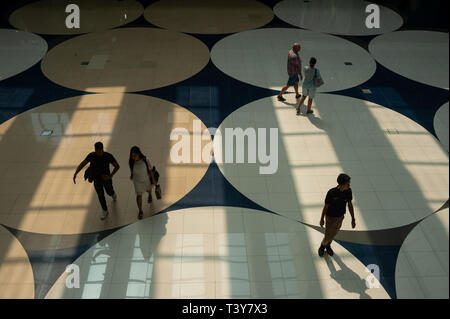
[314,69,324,88]
[84,165,94,183]
[143,157,162,200]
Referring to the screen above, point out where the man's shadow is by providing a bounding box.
[325,253,372,299]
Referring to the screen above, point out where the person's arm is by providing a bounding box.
[146,158,157,185]
[73,160,89,184]
[320,204,328,227]
[297,58,303,80]
[110,161,120,178]
[348,201,356,228]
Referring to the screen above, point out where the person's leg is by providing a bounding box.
[321,216,340,247]
[136,193,143,219]
[297,95,307,111]
[293,82,300,97]
[147,189,153,203]
[136,194,143,211]
[94,179,108,212]
[104,179,116,200]
[306,97,314,113]
[278,84,290,99]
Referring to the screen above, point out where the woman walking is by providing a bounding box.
[129,146,157,219]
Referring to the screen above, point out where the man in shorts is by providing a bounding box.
[318,173,356,257]
[277,43,303,102]
[297,57,322,115]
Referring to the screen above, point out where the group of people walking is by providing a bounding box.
[73,142,160,220]
[278,43,356,257]
[72,42,355,258]
[277,42,323,116]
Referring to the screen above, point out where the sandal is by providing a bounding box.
[138,211,143,219]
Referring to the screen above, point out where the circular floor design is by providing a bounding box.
[45,207,389,299]
[395,209,449,299]
[9,0,144,35]
[143,0,274,34]
[433,103,449,152]
[215,94,449,231]
[0,29,47,82]
[0,225,35,298]
[0,93,212,234]
[41,27,210,93]
[273,0,403,36]
[369,31,449,90]
[211,28,376,91]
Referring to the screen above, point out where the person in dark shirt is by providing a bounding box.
[73,142,120,220]
[318,173,356,257]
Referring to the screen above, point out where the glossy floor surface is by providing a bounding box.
[0,0,448,299]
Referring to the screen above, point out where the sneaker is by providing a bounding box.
[101,210,109,220]
[112,193,117,201]
[277,95,286,102]
[318,245,325,257]
[296,108,301,116]
[306,110,314,114]
[295,94,301,99]
[326,245,334,256]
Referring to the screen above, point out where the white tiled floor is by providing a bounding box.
[45,207,390,299]
[0,29,47,81]
[369,31,449,89]
[9,0,144,35]
[273,0,403,36]
[216,94,449,230]
[211,28,377,91]
[396,209,449,298]
[0,94,211,234]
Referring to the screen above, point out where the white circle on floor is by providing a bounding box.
[144,0,274,34]
[0,93,212,234]
[214,94,449,231]
[0,225,35,298]
[211,28,376,91]
[395,209,449,298]
[433,103,449,152]
[9,0,144,35]
[274,0,403,36]
[0,29,47,82]
[369,31,449,89]
[41,28,210,92]
[45,207,390,299]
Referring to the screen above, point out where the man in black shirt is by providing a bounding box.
[73,142,120,220]
[318,173,356,257]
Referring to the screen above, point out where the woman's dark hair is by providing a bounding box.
[337,173,351,186]
[129,146,146,171]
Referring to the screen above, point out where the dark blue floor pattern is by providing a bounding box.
[335,240,401,299]
[0,0,448,299]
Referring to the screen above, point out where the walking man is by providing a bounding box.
[297,57,322,115]
[319,173,356,257]
[73,142,120,220]
[277,42,303,102]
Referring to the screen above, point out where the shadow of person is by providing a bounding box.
[306,112,325,131]
[136,212,168,298]
[325,253,372,299]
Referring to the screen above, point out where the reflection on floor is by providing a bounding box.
[0,0,448,299]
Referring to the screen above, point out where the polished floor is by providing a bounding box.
[0,0,448,299]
